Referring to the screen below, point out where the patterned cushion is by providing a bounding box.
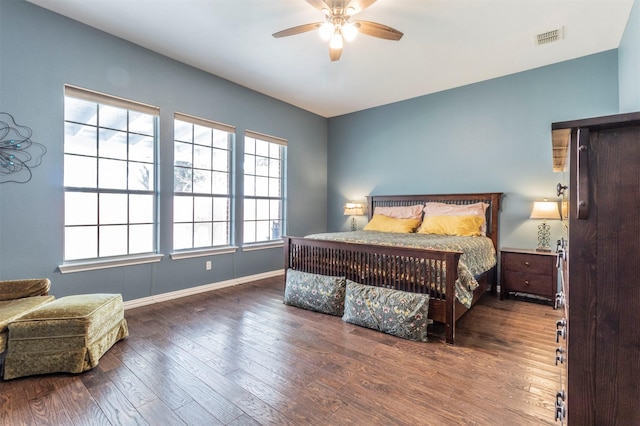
[0,278,51,301]
[284,269,346,316]
[0,295,56,353]
[9,294,125,341]
[342,280,430,342]
[3,293,128,380]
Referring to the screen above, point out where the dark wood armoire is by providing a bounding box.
[551,111,640,425]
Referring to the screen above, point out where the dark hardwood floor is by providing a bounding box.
[1,275,562,425]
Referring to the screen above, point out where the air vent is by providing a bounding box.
[535,28,563,45]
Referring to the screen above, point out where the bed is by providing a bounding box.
[283,192,503,345]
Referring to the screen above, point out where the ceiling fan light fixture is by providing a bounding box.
[329,29,343,49]
[273,0,403,61]
[319,22,334,40]
[342,22,358,42]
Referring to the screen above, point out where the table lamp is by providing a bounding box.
[343,202,364,231]
[530,200,561,251]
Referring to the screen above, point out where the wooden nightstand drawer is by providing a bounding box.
[502,271,552,296]
[502,252,553,275]
[500,248,557,304]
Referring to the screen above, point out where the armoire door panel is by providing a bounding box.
[552,112,640,426]
[592,126,640,425]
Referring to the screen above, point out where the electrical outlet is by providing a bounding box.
[205,260,212,270]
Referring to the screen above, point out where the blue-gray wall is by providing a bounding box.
[619,0,640,112]
[0,0,327,299]
[1,0,638,300]
[326,50,620,249]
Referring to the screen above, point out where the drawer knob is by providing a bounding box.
[524,261,530,267]
[524,280,530,286]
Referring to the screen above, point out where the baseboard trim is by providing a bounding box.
[123,269,284,310]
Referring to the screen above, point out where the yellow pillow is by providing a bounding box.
[417,215,484,237]
[363,215,421,233]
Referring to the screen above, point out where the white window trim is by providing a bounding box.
[58,254,164,274]
[244,130,287,146]
[170,246,239,260]
[65,84,160,115]
[242,240,284,251]
[175,112,235,133]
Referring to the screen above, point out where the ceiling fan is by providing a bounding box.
[272,0,403,61]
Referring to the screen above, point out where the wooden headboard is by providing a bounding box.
[366,192,503,250]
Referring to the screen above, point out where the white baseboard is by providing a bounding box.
[123,269,284,310]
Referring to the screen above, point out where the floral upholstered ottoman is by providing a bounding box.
[3,293,128,380]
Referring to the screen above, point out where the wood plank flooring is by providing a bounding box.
[1,275,563,425]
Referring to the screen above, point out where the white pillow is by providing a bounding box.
[374,204,424,220]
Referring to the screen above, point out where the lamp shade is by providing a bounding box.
[343,202,364,216]
[530,201,561,220]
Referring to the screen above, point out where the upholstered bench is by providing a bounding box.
[3,293,128,380]
[0,278,55,358]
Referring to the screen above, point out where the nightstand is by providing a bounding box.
[500,248,557,305]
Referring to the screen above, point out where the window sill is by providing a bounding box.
[170,246,238,260]
[59,254,164,274]
[242,240,284,252]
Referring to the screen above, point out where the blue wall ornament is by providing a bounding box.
[0,112,47,184]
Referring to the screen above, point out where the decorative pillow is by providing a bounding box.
[423,202,489,235]
[284,269,346,316]
[374,204,424,220]
[416,215,484,236]
[342,280,430,342]
[363,215,421,233]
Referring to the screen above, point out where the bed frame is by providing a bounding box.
[283,192,503,345]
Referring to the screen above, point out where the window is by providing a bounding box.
[63,85,159,262]
[243,131,286,244]
[173,113,235,251]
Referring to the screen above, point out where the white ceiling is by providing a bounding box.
[27,0,634,118]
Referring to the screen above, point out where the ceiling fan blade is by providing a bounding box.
[354,20,403,41]
[329,46,342,61]
[272,23,322,38]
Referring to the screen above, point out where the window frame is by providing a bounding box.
[60,85,162,272]
[242,130,287,248]
[172,112,236,256]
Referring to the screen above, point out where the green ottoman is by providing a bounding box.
[3,293,128,380]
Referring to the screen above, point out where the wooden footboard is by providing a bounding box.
[283,192,502,345]
[284,236,465,344]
